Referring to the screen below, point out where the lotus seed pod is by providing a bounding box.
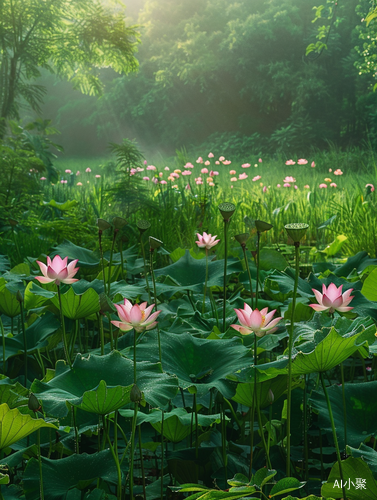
[149,236,163,250]
[255,220,273,233]
[112,217,128,230]
[97,219,111,231]
[284,223,309,243]
[28,393,41,412]
[234,233,249,245]
[137,220,151,234]
[218,202,236,221]
[130,384,142,403]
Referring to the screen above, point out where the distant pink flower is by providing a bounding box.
[111,299,161,333]
[147,165,156,171]
[208,181,215,186]
[182,170,192,176]
[95,175,101,178]
[242,163,251,168]
[294,185,298,189]
[160,180,167,185]
[319,183,327,188]
[204,161,210,166]
[230,170,236,175]
[76,171,80,176]
[201,168,209,174]
[219,156,225,162]
[130,168,137,175]
[77,182,83,186]
[277,184,281,188]
[329,168,333,172]
[330,183,337,187]
[231,303,282,337]
[85,168,91,173]
[136,167,144,172]
[284,176,296,183]
[196,157,203,164]
[258,158,262,163]
[164,166,170,171]
[185,184,191,190]
[185,162,194,169]
[215,161,220,165]
[195,177,202,182]
[283,183,291,187]
[196,180,203,185]
[334,169,343,176]
[143,176,150,181]
[208,152,214,158]
[40,177,47,181]
[36,256,79,285]
[210,170,218,176]
[263,186,267,193]
[230,177,237,182]
[223,160,232,165]
[252,175,261,181]
[159,172,163,178]
[239,173,248,180]
[60,180,67,184]
[171,172,180,178]
[304,184,310,189]
[196,232,220,250]
[168,175,174,181]
[309,284,354,313]
[311,162,315,168]
[297,159,308,165]
[144,160,147,165]
[285,159,295,165]
[366,183,375,192]
[65,169,72,174]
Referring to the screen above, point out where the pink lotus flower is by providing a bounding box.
[319,183,327,188]
[77,182,83,186]
[95,175,101,178]
[60,180,67,184]
[239,173,248,180]
[130,168,137,175]
[311,162,315,168]
[85,168,91,173]
[230,177,237,182]
[159,172,163,178]
[304,184,310,189]
[334,169,343,175]
[330,183,337,187]
[285,159,295,165]
[242,163,251,168]
[263,186,267,193]
[294,185,298,189]
[284,176,296,183]
[143,176,150,181]
[160,180,167,185]
[196,180,203,185]
[40,177,47,181]
[65,169,72,174]
[185,162,194,169]
[258,158,262,163]
[182,170,192,176]
[76,171,80,175]
[329,168,333,172]
[219,156,225,161]
[283,183,291,187]
[208,152,214,158]
[196,157,204,164]
[252,175,261,181]
[204,161,210,166]
[366,183,375,192]
[230,170,236,175]
[147,165,156,170]
[231,304,282,337]
[144,160,147,165]
[196,232,220,250]
[309,284,354,313]
[164,166,170,171]
[36,256,79,285]
[277,184,281,188]
[210,170,219,176]
[215,161,220,165]
[111,299,161,333]
[297,159,308,165]
[223,160,232,165]
[201,168,209,174]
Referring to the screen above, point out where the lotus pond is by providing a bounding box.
[1,154,377,500]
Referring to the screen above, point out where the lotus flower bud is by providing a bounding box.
[97,219,111,232]
[130,384,142,403]
[112,217,127,230]
[16,290,24,303]
[218,202,236,221]
[267,389,274,405]
[137,220,151,234]
[284,223,309,244]
[255,220,273,233]
[28,393,41,413]
[234,233,249,246]
[149,236,163,250]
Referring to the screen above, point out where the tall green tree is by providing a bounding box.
[0,0,140,138]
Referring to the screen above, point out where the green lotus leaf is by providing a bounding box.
[51,287,100,320]
[31,351,178,417]
[232,375,292,409]
[70,380,133,415]
[23,450,118,500]
[24,282,55,310]
[43,199,78,211]
[0,286,20,317]
[311,381,377,449]
[135,332,253,398]
[0,377,28,408]
[269,477,306,498]
[347,444,377,479]
[321,457,377,500]
[0,403,57,450]
[51,239,101,268]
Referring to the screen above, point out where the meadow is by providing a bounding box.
[1,147,377,500]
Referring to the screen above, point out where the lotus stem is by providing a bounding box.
[194,392,199,460]
[242,244,254,309]
[255,232,261,308]
[138,424,146,500]
[57,285,71,368]
[72,406,79,454]
[221,402,228,483]
[119,239,125,281]
[340,362,347,449]
[108,229,117,295]
[99,313,105,356]
[0,316,6,375]
[303,374,308,481]
[140,234,152,303]
[133,328,137,385]
[37,428,44,500]
[98,230,107,294]
[320,372,347,500]
[222,220,229,332]
[286,242,300,477]
[160,409,164,500]
[19,299,28,386]
[150,249,162,365]
[105,414,122,500]
[202,248,209,314]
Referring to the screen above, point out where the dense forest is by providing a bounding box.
[22,0,377,156]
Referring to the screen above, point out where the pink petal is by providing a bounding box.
[313,288,323,305]
[67,259,79,277]
[326,283,342,302]
[235,308,249,327]
[123,299,133,315]
[47,256,52,267]
[309,304,329,312]
[47,265,59,280]
[143,304,155,319]
[335,306,354,312]
[249,309,263,331]
[51,255,68,274]
[36,260,48,277]
[111,320,133,332]
[231,324,252,335]
[263,309,276,326]
[263,316,282,330]
[139,302,148,311]
[57,268,68,282]
[115,304,130,323]
[130,304,143,324]
[145,321,158,331]
[322,293,342,309]
[143,310,161,325]
[60,278,79,284]
[35,276,54,284]
[243,303,252,316]
[260,307,269,316]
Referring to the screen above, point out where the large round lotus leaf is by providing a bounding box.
[50,287,100,320]
[23,450,118,500]
[0,286,20,317]
[135,332,253,398]
[50,240,101,268]
[232,374,292,409]
[119,407,225,443]
[0,403,57,450]
[0,378,28,408]
[152,250,243,292]
[347,443,377,478]
[31,351,178,417]
[69,380,132,415]
[311,381,377,449]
